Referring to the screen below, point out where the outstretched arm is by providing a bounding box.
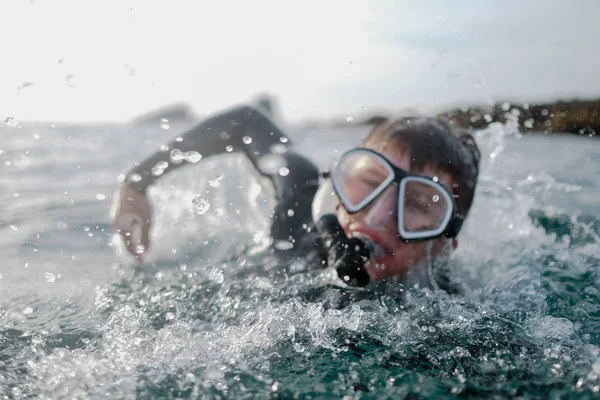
[111,104,320,259]
[123,105,288,193]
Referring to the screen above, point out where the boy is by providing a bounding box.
[110,104,480,289]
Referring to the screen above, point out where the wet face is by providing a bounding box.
[335,141,457,281]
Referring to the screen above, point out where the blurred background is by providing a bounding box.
[2,0,599,129]
[1,1,599,398]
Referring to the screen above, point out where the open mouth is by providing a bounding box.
[350,231,392,261]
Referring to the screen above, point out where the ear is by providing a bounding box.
[452,238,458,249]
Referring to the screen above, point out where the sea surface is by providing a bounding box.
[0,118,599,399]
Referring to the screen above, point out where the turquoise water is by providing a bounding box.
[0,120,599,399]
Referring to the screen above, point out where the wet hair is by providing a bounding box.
[362,116,481,216]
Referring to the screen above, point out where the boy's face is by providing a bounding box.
[335,141,457,281]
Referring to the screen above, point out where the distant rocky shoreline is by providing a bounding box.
[128,96,599,137]
[356,99,599,137]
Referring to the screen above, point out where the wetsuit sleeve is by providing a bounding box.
[123,104,320,243]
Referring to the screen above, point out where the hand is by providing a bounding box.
[110,184,152,261]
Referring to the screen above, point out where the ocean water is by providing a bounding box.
[0,119,599,399]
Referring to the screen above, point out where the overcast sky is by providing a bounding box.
[1,0,598,123]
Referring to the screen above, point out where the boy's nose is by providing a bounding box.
[363,185,397,231]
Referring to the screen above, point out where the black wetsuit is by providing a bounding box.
[125,104,326,261]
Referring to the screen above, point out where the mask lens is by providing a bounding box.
[333,151,393,211]
[401,179,450,234]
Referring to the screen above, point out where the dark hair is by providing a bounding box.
[362,116,481,216]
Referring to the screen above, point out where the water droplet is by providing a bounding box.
[117,174,126,183]
[4,117,18,127]
[257,154,287,175]
[524,119,534,129]
[151,160,169,176]
[269,143,288,154]
[33,133,40,140]
[45,272,56,283]
[293,342,305,353]
[175,136,183,142]
[23,307,33,315]
[64,73,76,88]
[253,231,266,243]
[274,240,294,250]
[432,176,439,182]
[490,152,497,159]
[170,149,185,163]
[165,312,175,320]
[183,151,202,163]
[219,131,231,140]
[135,244,145,254]
[151,167,164,176]
[287,209,295,217]
[278,167,290,176]
[156,161,169,170]
[209,175,223,188]
[17,81,33,93]
[279,137,288,143]
[501,102,511,111]
[160,144,169,151]
[160,118,170,130]
[95,193,106,200]
[346,115,354,123]
[242,136,253,144]
[129,173,142,182]
[208,267,224,283]
[432,194,439,203]
[225,145,233,152]
[193,195,211,215]
[9,225,17,231]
